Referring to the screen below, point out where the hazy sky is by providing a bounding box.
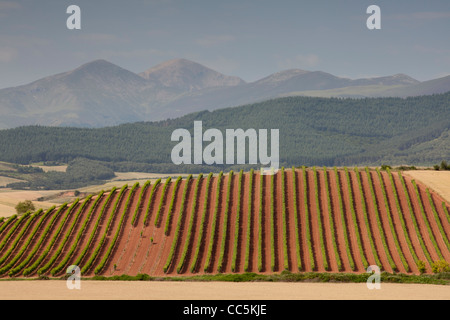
[0,0,449,89]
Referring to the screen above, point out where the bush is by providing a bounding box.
[380,165,392,171]
[417,260,427,274]
[431,260,450,273]
[15,200,35,215]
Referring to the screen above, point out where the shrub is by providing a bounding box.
[417,260,427,274]
[431,260,450,273]
[15,200,35,215]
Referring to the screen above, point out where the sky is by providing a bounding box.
[0,0,450,89]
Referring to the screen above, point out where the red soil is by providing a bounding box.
[391,173,432,271]
[1,169,450,278]
[0,210,43,270]
[317,169,339,272]
[296,169,313,272]
[404,175,441,262]
[284,170,300,272]
[417,185,450,261]
[327,170,353,272]
[378,171,417,273]
[359,170,394,273]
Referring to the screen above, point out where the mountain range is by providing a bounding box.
[0,58,449,129]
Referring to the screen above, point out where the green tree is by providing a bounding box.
[15,200,35,215]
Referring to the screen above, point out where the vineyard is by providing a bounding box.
[0,168,449,278]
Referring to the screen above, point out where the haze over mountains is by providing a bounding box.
[0,58,449,129]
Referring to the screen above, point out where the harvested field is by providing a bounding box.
[0,169,449,279]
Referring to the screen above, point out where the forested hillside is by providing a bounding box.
[0,93,448,172]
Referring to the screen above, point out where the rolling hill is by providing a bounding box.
[0,93,448,170]
[0,168,448,278]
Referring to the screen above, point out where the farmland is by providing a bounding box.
[0,168,449,278]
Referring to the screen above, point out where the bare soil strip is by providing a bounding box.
[318,170,339,272]
[297,169,313,272]
[379,171,417,273]
[404,176,441,262]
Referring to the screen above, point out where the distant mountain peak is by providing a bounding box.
[139,58,245,91]
[256,69,311,84]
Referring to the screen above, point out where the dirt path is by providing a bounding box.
[2,281,449,300]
